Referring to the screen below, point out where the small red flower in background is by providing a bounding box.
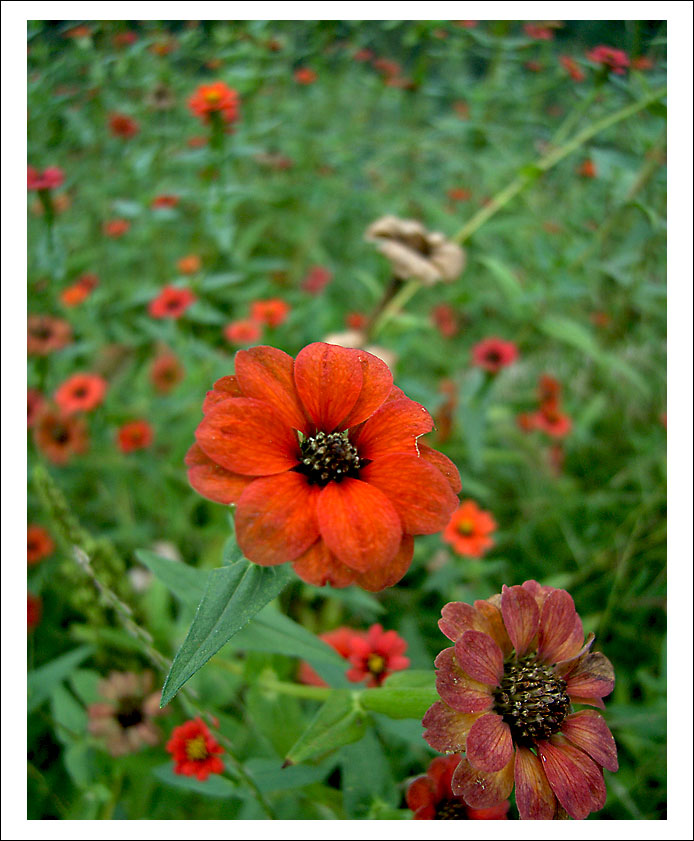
[423,581,618,819]
[533,404,573,438]
[54,373,108,415]
[250,298,290,328]
[34,407,89,464]
[443,500,496,558]
[578,158,597,178]
[431,304,459,339]
[177,254,201,275]
[186,342,460,591]
[538,374,561,404]
[524,23,554,40]
[294,67,317,84]
[353,48,373,62]
[27,315,72,355]
[108,112,139,139]
[167,719,225,781]
[149,286,196,319]
[632,55,654,71]
[301,265,333,294]
[406,754,509,820]
[453,100,470,119]
[28,524,54,566]
[118,420,154,453]
[447,187,471,202]
[60,273,99,307]
[188,82,240,124]
[298,627,361,686]
[27,166,64,191]
[150,352,184,393]
[113,30,138,48]
[187,135,208,148]
[224,319,263,345]
[471,337,519,374]
[591,311,612,328]
[372,57,401,79]
[150,38,178,57]
[455,21,478,28]
[586,45,630,75]
[28,593,42,633]
[151,194,180,209]
[524,60,544,73]
[104,219,130,238]
[560,55,586,82]
[28,389,46,427]
[345,623,410,687]
[345,312,368,331]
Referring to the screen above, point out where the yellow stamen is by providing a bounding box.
[185,735,208,760]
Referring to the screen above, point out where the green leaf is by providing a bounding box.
[160,560,292,706]
[50,684,87,744]
[152,763,238,798]
[135,549,208,606]
[477,255,525,313]
[358,673,437,719]
[340,729,397,818]
[28,646,93,712]
[285,690,367,765]
[63,743,95,789]
[381,669,435,689]
[246,757,335,793]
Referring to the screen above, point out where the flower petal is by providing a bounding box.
[514,744,557,820]
[418,442,462,493]
[352,534,413,591]
[339,348,393,428]
[451,755,515,809]
[196,398,299,476]
[537,589,579,664]
[185,443,253,504]
[202,375,243,414]
[501,584,540,657]
[235,472,320,565]
[421,701,481,753]
[234,346,309,433]
[454,630,504,687]
[316,477,401,573]
[360,454,458,534]
[405,777,435,813]
[434,647,494,713]
[291,540,356,589]
[474,599,513,657]
[439,601,478,641]
[349,398,433,460]
[564,652,615,699]
[466,713,513,773]
[536,739,606,819]
[561,711,618,773]
[293,342,363,431]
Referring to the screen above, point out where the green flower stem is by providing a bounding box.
[215,658,332,701]
[368,278,423,341]
[550,82,603,148]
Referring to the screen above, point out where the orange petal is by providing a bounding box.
[185,442,253,504]
[202,375,243,414]
[340,348,393,428]
[293,342,363,432]
[350,398,433,460]
[291,540,356,588]
[352,534,413,591]
[418,442,462,493]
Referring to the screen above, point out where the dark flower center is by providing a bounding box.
[485,350,501,363]
[493,653,570,743]
[435,800,469,820]
[296,431,362,486]
[116,698,144,729]
[73,387,88,399]
[51,425,71,444]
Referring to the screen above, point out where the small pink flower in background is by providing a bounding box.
[149,286,196,319]
[471,337,519,373]
[301,265,333,294]
[586,45,630,75]
[88,671,164,756]
[103,218,130,238]
[560,55,586,82]
[223,319,262,345]
[27,166,64,191]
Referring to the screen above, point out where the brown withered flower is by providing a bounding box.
[146,81,176,111]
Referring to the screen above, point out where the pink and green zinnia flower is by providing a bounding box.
[422,580,618,820]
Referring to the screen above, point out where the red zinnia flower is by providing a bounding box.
[471,337,519,373]
[344,623,410,687]
[372,58,401,79]
[298,626,362,686]
[54,373,108,415]
[632,56,654,71]
[28,389,46,427]
[294,67,317,85]
[60,273,98,307]
[578,158,597,178]
[406,754,509,820]
[524,23,554,40]
[301,265,333,294]
[353,48,373,62]
[423,581,618,820]
[560,55,586,82]
[104,219,130,238]
[150,352,184,393]
[188,82,240,124]
[177,254,201,275]
[113,30,138,48]
[431,304,459,338]
[117,420,154,453]
[27,166,64,191]
[166,719,225,781]
[443,500,496,558]
[34,407,89,464]
[538,374,561,404]
[532,403,573,438]
[186,343,460,591]
[586,45,630,75]
[108,112,139,139]
[224,319,263,345]
[149,286,196,319]
[250,298,290,328]
[28,524,54,565]
[151,194,180,209]
[28,593,42,633]
[27,315,72,355]
[346,312,368,331]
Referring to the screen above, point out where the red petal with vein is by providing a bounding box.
[474,600,513,657]
[564,652,615,699]
[537,739,606,818]
[235,346,309,433]
[293,342,363,431]
[550,613,586,663]
[451,756,515,809]
[235,472,320,565]
[360,454,458,534]
[514,745,556,820]
[339,348,393,428]
[570,695,605,710]
[422,701,481,753]
[561,711,618,772]
[202,375,243,414]
[537,589,578,663]
[196,398,299,475]
[466,713,513,773]
[434,647,493,713]
[455,630,504,687]
[406,777,435,813]
[439,601,478,641]
[292,540,356,588]
[352,534,413,591]
[349,398,433,460]
[418,442,462,493]
[185,443,253,504]
[501,584,540,657]
[317,477,401,572]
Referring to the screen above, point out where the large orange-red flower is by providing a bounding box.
[186,343,460,591]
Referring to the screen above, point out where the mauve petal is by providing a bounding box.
[418,442,462,493]
[451,755,515,809]
[185,443,253,504]
[501,584,540,657]
[514,744,557,820]
[556,632,595,672]
[406,777,435,812]
[353,534,413,591]
[202,375,243,414]
[474,600,513,657]
[235,472,320,565]
[455,630,504,687]
[550,614,586,664]
[350,398,433,460]
[317,477,401,573]
[466,713,514,773]
[569,695,606,710]
[434,647,494,713]
[422,701,482,753]
[439,601,478,641]
[291,540,356,588]
[235,346,309,433]
[360,454,458,534]
[340,349,393,428]
[196,398,299,476]
[561,711,618,772]
[537,589,579,664]
[564,652,615,699]
[538,738,606,818]
[294,342,363,431]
